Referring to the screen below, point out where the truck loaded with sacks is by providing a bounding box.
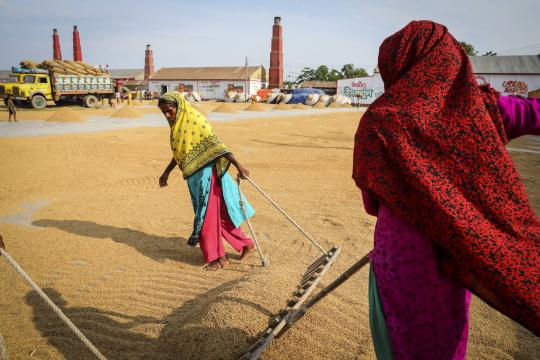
[0,59,114,109]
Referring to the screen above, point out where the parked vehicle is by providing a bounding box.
[0,65,114,109]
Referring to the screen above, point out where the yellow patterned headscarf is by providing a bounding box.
[159,92,230,179]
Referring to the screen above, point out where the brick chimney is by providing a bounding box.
[73,25,83,61]
[144,44,155,80]
[269,16,283,89]
[52,28,62,60]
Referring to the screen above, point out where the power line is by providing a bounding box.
[498,42,540,55]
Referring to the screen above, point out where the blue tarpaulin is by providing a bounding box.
[288,88,325,104]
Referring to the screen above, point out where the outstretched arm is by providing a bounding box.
[498,96,540,140]
[159,157,177,187]
[224,153,249,179]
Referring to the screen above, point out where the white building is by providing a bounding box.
[338,55,540,105]
[148,66,267,100]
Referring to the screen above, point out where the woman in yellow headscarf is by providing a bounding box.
[158,92,255,270]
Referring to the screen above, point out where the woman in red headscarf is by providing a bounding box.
[353,21,540,359]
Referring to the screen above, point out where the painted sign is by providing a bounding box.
[337,74,385,104]
[475,74,540,96]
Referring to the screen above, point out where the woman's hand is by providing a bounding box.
[160,158,177,187]
[159,172,169,187]
[236,164,250,179]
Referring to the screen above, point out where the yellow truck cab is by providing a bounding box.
[0,73,25,99]
[12,72,53,109]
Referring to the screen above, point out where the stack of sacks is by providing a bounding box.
[224,90,236,102]
[305,93,320,106]
[37,59,106,76]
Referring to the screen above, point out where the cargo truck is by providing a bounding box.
[0,66,114,109]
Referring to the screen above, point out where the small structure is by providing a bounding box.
[470,55,540,96]
[337,55,540,105]
[0,70,12,83]
[108,69,146,91]
[299,81,337,95]
[148,65,267,99]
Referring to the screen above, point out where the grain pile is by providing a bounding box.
[191,104,212,116]
[243,103,267,112]
[45,108,85,123]
[327,102,341,108]
[312,102,326,109]
[273,103,292,111]
[211,103,237,113]
[111,107,144,118]
[292,103,308,110]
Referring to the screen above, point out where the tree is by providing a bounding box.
[328,69,343,81]
[341,64,368,78]
[295,67,317,83]
[459,41,478,56]
[294,64,369,83]
[314,65,330,81]
[481,51,497,56]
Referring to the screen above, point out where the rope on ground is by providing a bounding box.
[0,335,8,360]
[0,248,107,360]
[237,178,269,267]
[244,176,328,255]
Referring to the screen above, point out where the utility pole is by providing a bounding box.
[245,56,248,98]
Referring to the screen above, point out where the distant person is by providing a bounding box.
[108,96,115,109]
[6,94,17,122]
[353,20,540,359]
[115,91,121,104]
[157,92,255,271]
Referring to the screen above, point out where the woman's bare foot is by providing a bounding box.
[239,244,254,260]
[205,256,229,271]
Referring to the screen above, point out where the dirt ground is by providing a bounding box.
[0,109,538,359]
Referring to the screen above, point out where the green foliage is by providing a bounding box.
[481,51,497,56]
[295,64,369,83]
[341,64,368,78]
[459,41,478,56]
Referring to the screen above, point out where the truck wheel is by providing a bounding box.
[84,95,99,108]
[31,94,47,109]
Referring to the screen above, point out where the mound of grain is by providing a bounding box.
[312,102,326,109]
[292,103,308,110]
[273,103,292,110]
[341,103,353,108]
[111,107,144,118]
[192,104,211,116]
[45,108,86,123]
[328,102,341,108]
[243,103,267,112]
[211,103,236,113]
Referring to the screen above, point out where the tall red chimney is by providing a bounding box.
[52,28,62,60]
[73,25,83,61]
[269,16,283,89]
[144,44,155,80]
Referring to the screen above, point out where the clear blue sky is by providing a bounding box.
[1,0,539,79]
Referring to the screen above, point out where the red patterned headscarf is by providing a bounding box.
[353,20,540,334]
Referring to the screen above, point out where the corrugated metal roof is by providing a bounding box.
[469,55,540,74]
[300,80,337,88]
[0,70,11,79]
[149,66,264,81]
[109,68,145,80]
